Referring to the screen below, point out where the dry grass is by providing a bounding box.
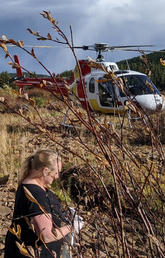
[0,114,25,177]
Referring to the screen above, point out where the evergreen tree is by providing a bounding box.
[0,71,11,88]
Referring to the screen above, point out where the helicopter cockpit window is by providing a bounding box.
[119,74,160,97]
[109,65,118,71]
[89,77,95,93]
[98,77,115,107]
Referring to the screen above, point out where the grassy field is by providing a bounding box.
[0,87,165,257]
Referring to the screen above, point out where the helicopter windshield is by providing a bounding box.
[119,74,160,97]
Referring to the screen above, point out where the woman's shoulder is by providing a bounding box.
[20,183,51,210]
[19,182,46,199]
[21,178,45,190]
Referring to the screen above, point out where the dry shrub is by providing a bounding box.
[26,87,52,98]
[1,91,165,257]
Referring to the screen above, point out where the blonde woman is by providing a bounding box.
[5,149,72,258]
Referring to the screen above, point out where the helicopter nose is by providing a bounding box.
[134,94,165,112]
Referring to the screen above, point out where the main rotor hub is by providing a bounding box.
[94,43,109,62]
[94,43,109,52]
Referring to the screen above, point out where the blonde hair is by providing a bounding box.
[19,149,61,184]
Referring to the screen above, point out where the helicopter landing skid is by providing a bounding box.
[127,110,141,128]
[60,107,80,135]
[59,123,80,136]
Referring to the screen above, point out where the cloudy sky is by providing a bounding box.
[0,0,165,75]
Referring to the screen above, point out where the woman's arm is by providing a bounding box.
[31,213,71,243]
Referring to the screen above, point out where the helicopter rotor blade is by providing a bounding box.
[107,44,154,50]
[72,43,155,53]
[6,44,62,48]
[115,48,165,53]
[6,42,165,54]
[6,43,156,51]
[73,45,95,51]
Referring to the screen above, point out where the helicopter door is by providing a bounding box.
[86,77,100,110]
[98,78,115,107]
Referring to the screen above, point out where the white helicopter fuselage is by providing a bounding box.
[82,62,165,114]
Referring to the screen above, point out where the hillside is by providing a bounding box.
[117,50,165,90]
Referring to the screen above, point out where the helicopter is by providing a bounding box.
[12,43,165,114]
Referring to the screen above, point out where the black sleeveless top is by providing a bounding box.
[5,184,69,258]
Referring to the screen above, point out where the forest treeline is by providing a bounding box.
[0,50,165,90]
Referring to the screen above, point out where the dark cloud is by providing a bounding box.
[0,0,165,74]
